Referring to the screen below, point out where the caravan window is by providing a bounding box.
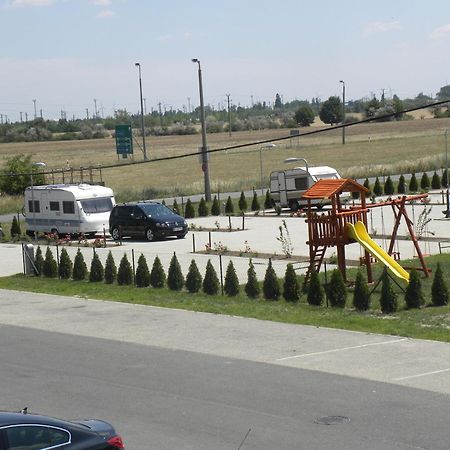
[63,201,75,214]
[80,197,113,214]
[294,177,308,190]
[50,201,60,211]
[28,200,40,213]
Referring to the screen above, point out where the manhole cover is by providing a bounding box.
[314,415,351,425]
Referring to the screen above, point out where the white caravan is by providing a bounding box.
[24,184,115,237]
[270,166,343,210]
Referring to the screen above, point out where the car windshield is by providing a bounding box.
[139,203,175,217]
[80,197,114,213]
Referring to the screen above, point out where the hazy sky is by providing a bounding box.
[1,0,450,121]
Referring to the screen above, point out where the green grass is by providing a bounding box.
[0,254,448,342]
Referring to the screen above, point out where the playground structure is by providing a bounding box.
[302,178,430,285]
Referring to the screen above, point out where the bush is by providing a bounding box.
[198,197,208,217]
[245,259,260,298]
[397,175,406,194]
[431,263,449,306]
[363,178,371,196]
[150,256,166,288]
[420,172,430,190]
[405,269,424,309]
[264,190,272,209]
[326,269,347,308]
[352,271,370,311]
[58,248,72,280]
[172,199,180,214]
[117,253,133,286]
[10,216,21,237]
[251,192,260,211]
[384,176,394,195]
[104,251,117,284]
[431,171,441,189]
[283,263,300,302]
[373,177,382,197]
[307,267,324,306]
[89,252,104,282]
[225,196,234,214]
[409,173,418,192]
[211,196,220,216]
[185,259,202,293]
[224,260,240,296]
[34,245,44,276]
[263,259,280,300]
[43,247,57,278]
[135,253,150,287]
[73,249,87,281]
[167,252,184,291]
[184,199,195,218]
[380,270,398,313]
[442,169,449,188]
[203,259,219,295]
[351,190,360,199]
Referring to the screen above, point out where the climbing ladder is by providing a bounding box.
[303,245,327,286]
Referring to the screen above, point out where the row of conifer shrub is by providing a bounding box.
[33,246,448,312]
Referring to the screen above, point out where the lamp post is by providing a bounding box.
[192,58,212,202]
[259,143,277,196]
[339,80,346,145]
[445,129,450,218]
[30,162,46,241]
[135,63,148,161]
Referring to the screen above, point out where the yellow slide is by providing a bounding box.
[346,221,410,283]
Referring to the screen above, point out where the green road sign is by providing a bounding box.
[115,125,133,155]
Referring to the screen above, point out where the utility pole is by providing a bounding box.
[93,99,98,119]
[158,102,163,127]
[33,99,37,119]
[86,108,89,120]
[340,80,346,145]
[226,94,232,137]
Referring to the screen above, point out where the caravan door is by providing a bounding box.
[278,172,288,206]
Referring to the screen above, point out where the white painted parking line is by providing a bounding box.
[276,338,407,361]
[393,368,450,381]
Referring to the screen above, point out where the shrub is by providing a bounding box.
[307,267,324,306]
[363,178,371,196]
[58,248,72,280]
[89,252,104,282]
[351,190,360,199]
[380,270,397,314]
[73,249,88,281]
[203,259,219,295]
[135,253,150,287]
[172,199,180,214]
[420,172,430,190]
[263,259,280,300]
[409,173,418,192]
[442,169,449,188]
[326,269,347,308]
[198,197,208,217]
[10,216,21,237]
[185,259,202,293]
[117,253,133,286]
[150,256,166,288]
[224,260,240,296]
[264,190,272,209]
[225,196,234,214]
[184,199,195,218]
[283,263,300,302]
[211,196,220,216]
[373,177,382,197]
[353,271,370,311]
[431,263,449,306]
[104,251,117,284]
[404,269,424,309]
[397,175,406,194]
[34,245,44,276]
[167,252,184,291]
[245,259,260,298]
[43,247,57,278]
[251,192,260,211]
[384,176,394,196]
[431,171,441,189]
[238,192,247,212]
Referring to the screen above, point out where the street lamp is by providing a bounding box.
[340,80,346,145]
[30,162,46,241]
[444,129,450,217]
[135,63,148,161]
[192,58,212,202]
[259,143,277,196]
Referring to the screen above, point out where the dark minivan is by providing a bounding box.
[109,201,188,241]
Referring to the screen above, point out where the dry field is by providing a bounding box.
[1,116,450,199]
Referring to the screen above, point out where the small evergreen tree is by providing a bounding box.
[43,247,57,278]
[135,253,150,287]
[353,270,370,311]
[185,259,202,293]
[104,251,117,284]
[409,173,418,192]
[34,245,44,276]
[420,172,430,190]
[73,249,87,281]
[442,168,449,188]
[363,178,371,196]
[203,259,219,295]
[251,192,260,211]
[238,192,247,212]
[150,256,166,288]
[404,269,424,309]
[172,199,179,214]
[263,259,280,300]
[326,269,347,308]
[58,247,72,280]
[224,260,240,296]
[431,171,441,189]
[307,267,324,306]
[10,216,21,237]
[384,176,394,195]
[373,177,382,197]
[198,197,208,217]
[379,270,398,314]
[89,251,104,282]
[245,259,260,299]
[283,263,300,302]
[431,263,449,306]
[117,253,133,286]
[184,199,195,218]
[225,196,234,214]
[211,195,220,216]
[264,190,272,209]
[167,252,184,291]
[397,175,406,194]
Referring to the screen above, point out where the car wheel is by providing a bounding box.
[145,228,155,241]
[111,226,121,241]
[176,233,187,239]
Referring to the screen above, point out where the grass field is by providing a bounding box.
[1,116,450,203]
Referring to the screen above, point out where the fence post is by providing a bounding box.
[219,254,224,296]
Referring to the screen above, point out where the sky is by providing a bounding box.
[1,0,450,121]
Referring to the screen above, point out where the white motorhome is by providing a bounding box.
[24,184,115,237]
[270,166,343,210]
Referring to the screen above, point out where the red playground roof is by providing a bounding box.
[303,178,369,199]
